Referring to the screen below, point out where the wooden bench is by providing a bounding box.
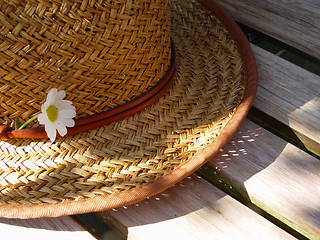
[1,0,319,239]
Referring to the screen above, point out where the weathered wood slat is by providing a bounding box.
[215,0,320,59]
[205,119,320,239]
[97,174,295,240]
[0,216,95,239]
[251,44,320,155]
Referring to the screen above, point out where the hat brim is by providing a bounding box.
[0,0,258,218]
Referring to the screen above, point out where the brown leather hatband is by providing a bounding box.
[0,43,177,141]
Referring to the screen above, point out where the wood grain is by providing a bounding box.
[0,216,95,240]
[251,44,320,155]
[97,174,295,240]
[206,119,320,239]
[215,0,320,59]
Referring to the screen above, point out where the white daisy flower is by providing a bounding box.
[38,88,76,142]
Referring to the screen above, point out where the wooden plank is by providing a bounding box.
[251,44,320,155]
[214,0,320,59]
[0,216,96,240]
[204,119,320,239]
[97,174,295,240]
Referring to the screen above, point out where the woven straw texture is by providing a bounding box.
[0,0,245,206]
[0,0,171,126]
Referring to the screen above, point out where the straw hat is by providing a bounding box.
[0,0,257,218]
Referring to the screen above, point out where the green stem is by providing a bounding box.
[18,114,39,130]
[14,118,19,130]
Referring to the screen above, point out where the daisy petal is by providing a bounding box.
[59,118,75,128]
[45,122,56,142]
[55,90,66,102]
[56,100,74,109]
[55,121,68,137]
[46,88,58,105]
[37,113,48,124]
[59,109,76,118]
[41,104,46,113]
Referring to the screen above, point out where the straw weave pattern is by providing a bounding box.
[0,0,171,125]
[0,0,245,205]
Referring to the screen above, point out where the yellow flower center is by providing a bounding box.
[46,105,58,122]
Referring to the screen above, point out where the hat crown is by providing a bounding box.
[0,0,171,126]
